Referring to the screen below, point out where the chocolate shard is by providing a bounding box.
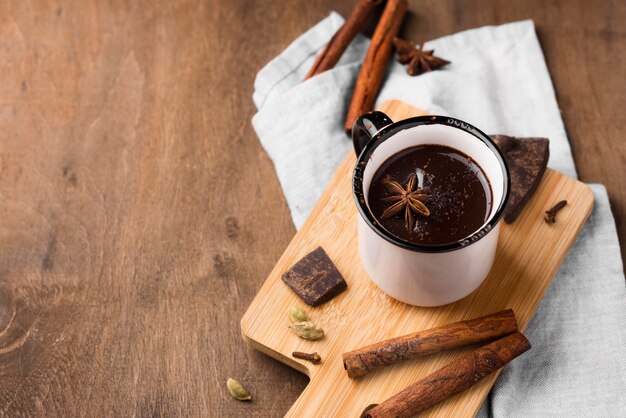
[491,135,550,224]
[281,247,347,306]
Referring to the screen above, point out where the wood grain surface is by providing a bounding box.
[0,0,622,416]
[241,100,594,417]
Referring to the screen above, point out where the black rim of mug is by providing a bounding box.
[352,115,511,253]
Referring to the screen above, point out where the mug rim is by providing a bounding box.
[352,115,511,253]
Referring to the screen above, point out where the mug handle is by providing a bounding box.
[352,111,394,156]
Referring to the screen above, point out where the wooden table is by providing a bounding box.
[0,0,623,415]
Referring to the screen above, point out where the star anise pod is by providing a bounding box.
[393,37,451,76]
[381,174,430,232]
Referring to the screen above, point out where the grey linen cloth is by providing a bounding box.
[252,15,626,417]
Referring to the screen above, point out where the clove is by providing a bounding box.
[545,200,567,224]
[292,351,322,364]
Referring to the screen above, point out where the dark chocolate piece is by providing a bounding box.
[491,135,549,224]
[281,247,347,306]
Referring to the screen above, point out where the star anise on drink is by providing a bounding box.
[381,174,430,231]
[393,37,451,76]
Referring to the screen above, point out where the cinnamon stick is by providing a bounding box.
[365,332,531,418]
[344,0,407,135]
[343,309,518,378]
[304,0,384,81]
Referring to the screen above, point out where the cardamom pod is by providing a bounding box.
[287,306,309,323]
[289,321,324,340]
[226,378,252,401]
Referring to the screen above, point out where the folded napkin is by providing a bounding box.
[253,15,626,416]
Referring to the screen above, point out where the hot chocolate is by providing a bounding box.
[367,144,493,245]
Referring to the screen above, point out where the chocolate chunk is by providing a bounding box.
[281,247,347,306]
[491,135,550,223]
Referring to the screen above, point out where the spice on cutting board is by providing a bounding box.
[292,351,322,364]
[289,321,325,340]
[364,332,531,417]
[545,200,568,224]
[286,306,325,340]
[287,306,309,323]
[343,309,518,378]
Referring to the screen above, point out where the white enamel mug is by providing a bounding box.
[352,112,511,307]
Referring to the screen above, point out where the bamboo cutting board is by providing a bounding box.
[241,100,594,417]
